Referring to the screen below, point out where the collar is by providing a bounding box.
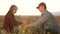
[41,10,48,14]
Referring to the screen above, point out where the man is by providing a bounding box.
[24,2,60,34]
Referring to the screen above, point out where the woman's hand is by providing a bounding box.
[22,21,28,26]
[22,20,30,29]
[24,24,30,29]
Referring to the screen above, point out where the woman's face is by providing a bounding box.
[12,9,17,14]
[12,7,18,14]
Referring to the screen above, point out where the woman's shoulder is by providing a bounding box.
[5,13,12,18]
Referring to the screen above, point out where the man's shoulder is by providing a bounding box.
[45,11,52,15]
[43,11,53,18]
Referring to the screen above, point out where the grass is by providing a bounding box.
[0,15,60,34]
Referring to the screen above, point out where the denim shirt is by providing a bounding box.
[30,10,60,32]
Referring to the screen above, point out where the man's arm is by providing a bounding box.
[29,14,49,27]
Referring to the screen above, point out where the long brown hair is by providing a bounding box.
[7,5,18,15]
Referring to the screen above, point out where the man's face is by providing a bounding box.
[38,6,45,12]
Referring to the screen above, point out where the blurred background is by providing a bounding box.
[0,0,60,34]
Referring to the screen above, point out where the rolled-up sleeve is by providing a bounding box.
[30,14,49,27]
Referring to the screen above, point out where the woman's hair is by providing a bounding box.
[7,5,18,14]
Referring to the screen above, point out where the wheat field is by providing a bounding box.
[0,15,60,34]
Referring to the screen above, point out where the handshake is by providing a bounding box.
[22,21,30,29]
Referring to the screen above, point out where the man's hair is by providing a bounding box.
[37,2,47,9]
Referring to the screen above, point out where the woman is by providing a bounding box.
[3,5,23,34]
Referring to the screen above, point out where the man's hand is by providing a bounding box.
[22,21,30,29]
[24,24,30,29]
[22,20,28,26]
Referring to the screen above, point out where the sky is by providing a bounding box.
[0,0,60,15]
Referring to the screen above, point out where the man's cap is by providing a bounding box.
[37,2,46,9]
